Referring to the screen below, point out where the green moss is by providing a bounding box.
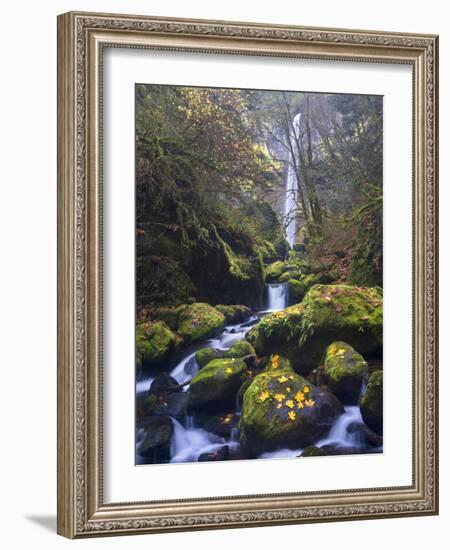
[278,270,301,283]
[300,445,327,457]
[288,274,319,304]
[239,357,343,456]
[360,369,383,435]
[323,341,368,404]
[189,358,248,406]
[215,304,251,323]
[247,284,382,374]
[137,306,180,330]
[264,261,285,283]
[136,321,177,367]
[177,303,225,342]
[195,340,256,369]
[226,340,255,358]
[195,348,221,368]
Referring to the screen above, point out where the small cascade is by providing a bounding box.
[315,406,364,448]
[169,351,199,386]
[265,283,289,312]
[170,418,225,463]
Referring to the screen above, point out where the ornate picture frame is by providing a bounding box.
[57,11,438,538]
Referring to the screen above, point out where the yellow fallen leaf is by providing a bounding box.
[305,399,315,408]
[286,400,294,408]
[286,387,291,393]
[274,393,285,402]
[278,376,288,383]
[225,367,233,374]
[259,391,270,402]
[288,411,296,421]
[303,386,310,394]
[295,391,305,402]
[297,402,304,409]
[276,403,282,409]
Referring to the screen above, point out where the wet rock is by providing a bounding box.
[360,370,383,435]
[239,356,343,457]
[215,304,252,323]
[247,284,382,374]
[195,340,256,369]
[347,421,383,447]
[149,373,182,395]
[300,445,328,457]
[177,303,225,342]
[136,321,179,368]
[143,391,189,418]
[137,416,173,462]
[198,445,230,462]
[320,342,368,404]
[189,358,248,408]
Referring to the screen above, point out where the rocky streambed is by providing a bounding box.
[135,282,383,465]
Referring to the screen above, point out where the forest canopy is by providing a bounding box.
[135,84,383,308]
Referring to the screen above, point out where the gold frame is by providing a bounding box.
[57,11,439,538]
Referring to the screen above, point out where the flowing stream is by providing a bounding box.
[136,111,378,463]
[136,284,377,464]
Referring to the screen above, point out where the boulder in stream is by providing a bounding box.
[247,284,382,374]
[136,320,179,368]
[360,369,383,435]
[177,302,225,342]
[319,341,368,404]
[214,304,252,323]
[239,356,343,457]
[189,358,249,408]
[195,340,256,369]
[137,416,173,462]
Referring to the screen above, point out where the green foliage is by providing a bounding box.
[177,303,225,342]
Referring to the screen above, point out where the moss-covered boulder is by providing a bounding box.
[247,284,382,374]
[320,342,368,404]
[137,305,180,330]
[195,340,256,369]
[288,274,320,304]
[136,321,178,367]
[264,261,285,283]
[215,304,251,324]
[360,370,383,435]
[239,356,343,456]
[195,348,222,369]
[189,358,248,407]
[278,269,301,283]
[177,303,225,342]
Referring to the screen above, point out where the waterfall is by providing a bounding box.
[284,112,301,248]
[315,406,364,448]
[170,418,225,463]
[266,283,289,312]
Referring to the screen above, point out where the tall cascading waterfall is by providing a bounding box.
[284,112,301,248]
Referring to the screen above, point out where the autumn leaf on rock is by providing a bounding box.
[259,391,270,402]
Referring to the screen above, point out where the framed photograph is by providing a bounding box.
[57,11,439,538]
